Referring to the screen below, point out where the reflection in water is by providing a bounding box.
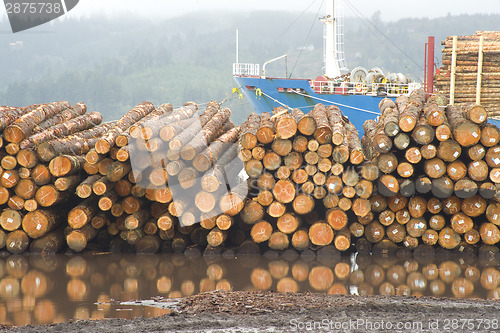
[0,250,498,326]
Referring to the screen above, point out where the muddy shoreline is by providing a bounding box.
[2,291,500,332]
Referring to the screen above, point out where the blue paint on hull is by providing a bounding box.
[233,76,387,136]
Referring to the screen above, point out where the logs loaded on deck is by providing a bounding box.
[1,87,500,255]
[435,31,500,115]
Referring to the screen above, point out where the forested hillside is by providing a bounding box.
[1,11,499,121]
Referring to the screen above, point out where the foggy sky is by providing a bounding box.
[2,0,500,22]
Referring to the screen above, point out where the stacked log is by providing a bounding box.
[2,95,500,255]
[236,104,375,253]
[72,101,247,254]
[435,31,500,115]
[359,88,500,252]
[0,101,109,254]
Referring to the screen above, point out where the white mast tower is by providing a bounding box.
[321,0,347,78]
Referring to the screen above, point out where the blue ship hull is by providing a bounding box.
[233,76,386,136]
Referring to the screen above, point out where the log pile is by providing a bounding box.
[1,93,500,255]
[237,104,375,252]
[0,101,110,254]
[435,31,500,115]
[70,101,247,254]
[359,88,500,252]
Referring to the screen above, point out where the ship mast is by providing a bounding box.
[321,0,346,78]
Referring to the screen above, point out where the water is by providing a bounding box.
[0,250,499,326]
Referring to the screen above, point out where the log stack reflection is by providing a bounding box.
[0,251,498,326]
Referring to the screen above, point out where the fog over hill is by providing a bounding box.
[1,11,499,121]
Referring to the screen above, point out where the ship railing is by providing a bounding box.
[313,80,422,97]
[233,63,260,77]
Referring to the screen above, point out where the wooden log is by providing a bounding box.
[413,105,435,142]
[0,169,19,189]
[365,221,385,243]
[291,229,310,251]
[399,102,422,133]
[268,231,290,250]
[239,113,260,150]
[480,124,500,148]
[424,158,446,179]
[0,105,38,132]
[267,200,287,218]
[292,194,315,215]
[272,179,296,204]
[3,101,70,143]
[255,112,275,144]
[219,181,248,216]
[277,213,301,234]
[340,122,362,165]
[311,104,332,144]
[36,122,115,162]
[95,102,155,154]
[332,144,349,164]
[284,151,303,170]
[240,200,264,225]
[460,103,488,125]
[53,175,80,192]
[206,227,227,247]
[293,108,316,136]
[334,227,351,251]
[128,103,173,139]
[68,198,98,229]
[31,102,86,135]
[485,146,500,168]
[75,174,101,199]
[8,195,24,210]
[424,102,446,127]
[393,132,410,150]
[461,195,486,217]
[446,163,467,187]
[405,147,422,164]
[431,176,454,199]
[468,160,489,181]
[192,127,240,172]
[377,153,397,174]
[437,140,462,162]
[326,208,348,231]
[106,161,132,182]
[479,223,500,245]
[446,105,481,147]
[326,105,345,145]
[272,139,292,156]
[29,230,65,254]
[14,179,37,200]
[19,112,103,150]
[292,135,308,153]
[35,185,70,207]
[435,123,453,142]
[478,182,497,200]
[308,222,334,246]
[467,144,487,161]
[22,209,61,239]
[180,108,232,160]
[66,224,97,252]
[6,230,30,254]
[377,175,399,197]
[275,109,297,140]
[0,209,22,232]
[48,155,85,178]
